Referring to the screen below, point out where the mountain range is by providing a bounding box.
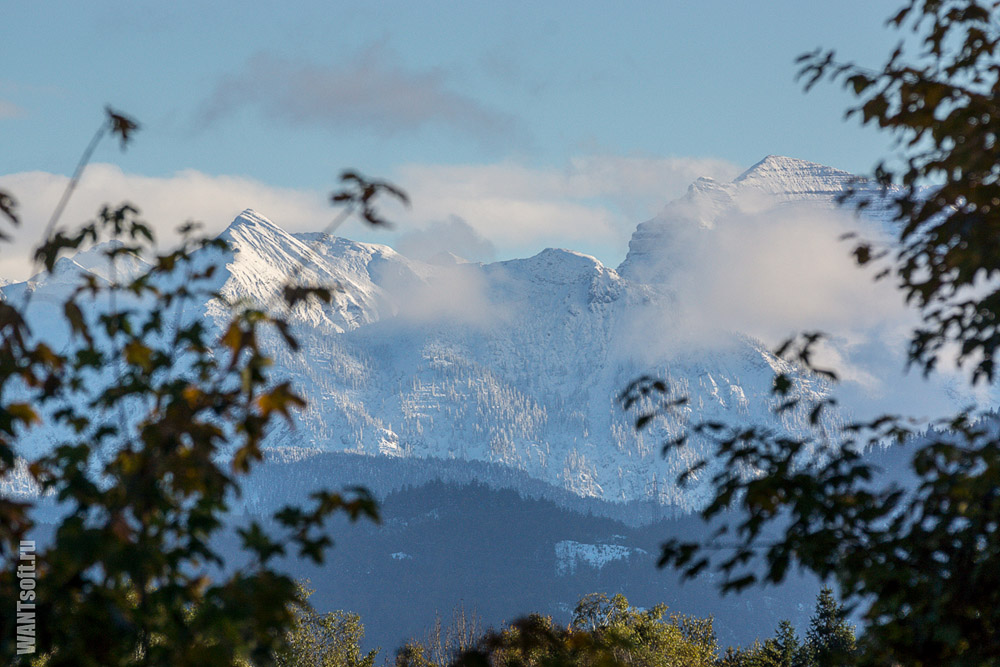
[5,155,984,514]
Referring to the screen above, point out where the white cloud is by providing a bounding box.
[381,263,507,330]
[671,203,899,338]
[0,165,334,280]
[394,216,496,263]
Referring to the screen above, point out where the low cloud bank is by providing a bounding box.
[0,155,739,279]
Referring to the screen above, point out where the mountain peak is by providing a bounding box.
[733,155,857,194]
[500,248,613,286]
[222,209,285,236]
[619,156,872,281]
[735,155,816,179]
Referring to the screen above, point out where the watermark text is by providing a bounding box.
[16,540,35,655]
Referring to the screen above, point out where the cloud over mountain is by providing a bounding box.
[394,155,740,259]
[393,216,497,263]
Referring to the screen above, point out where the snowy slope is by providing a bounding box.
[239,217,836,508]
[3,157,958,511]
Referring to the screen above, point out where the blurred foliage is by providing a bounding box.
[331,171,409,229]
[0,109,402,665]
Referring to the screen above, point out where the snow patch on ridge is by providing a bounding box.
[554,540,647,575]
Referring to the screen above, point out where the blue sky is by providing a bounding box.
[2,1,903,277]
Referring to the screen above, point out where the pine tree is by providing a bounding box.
[801,588,855,667]
[755,620,801,667]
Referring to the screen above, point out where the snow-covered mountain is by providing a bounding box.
[619,154,892,283]
[3,156,974,513]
